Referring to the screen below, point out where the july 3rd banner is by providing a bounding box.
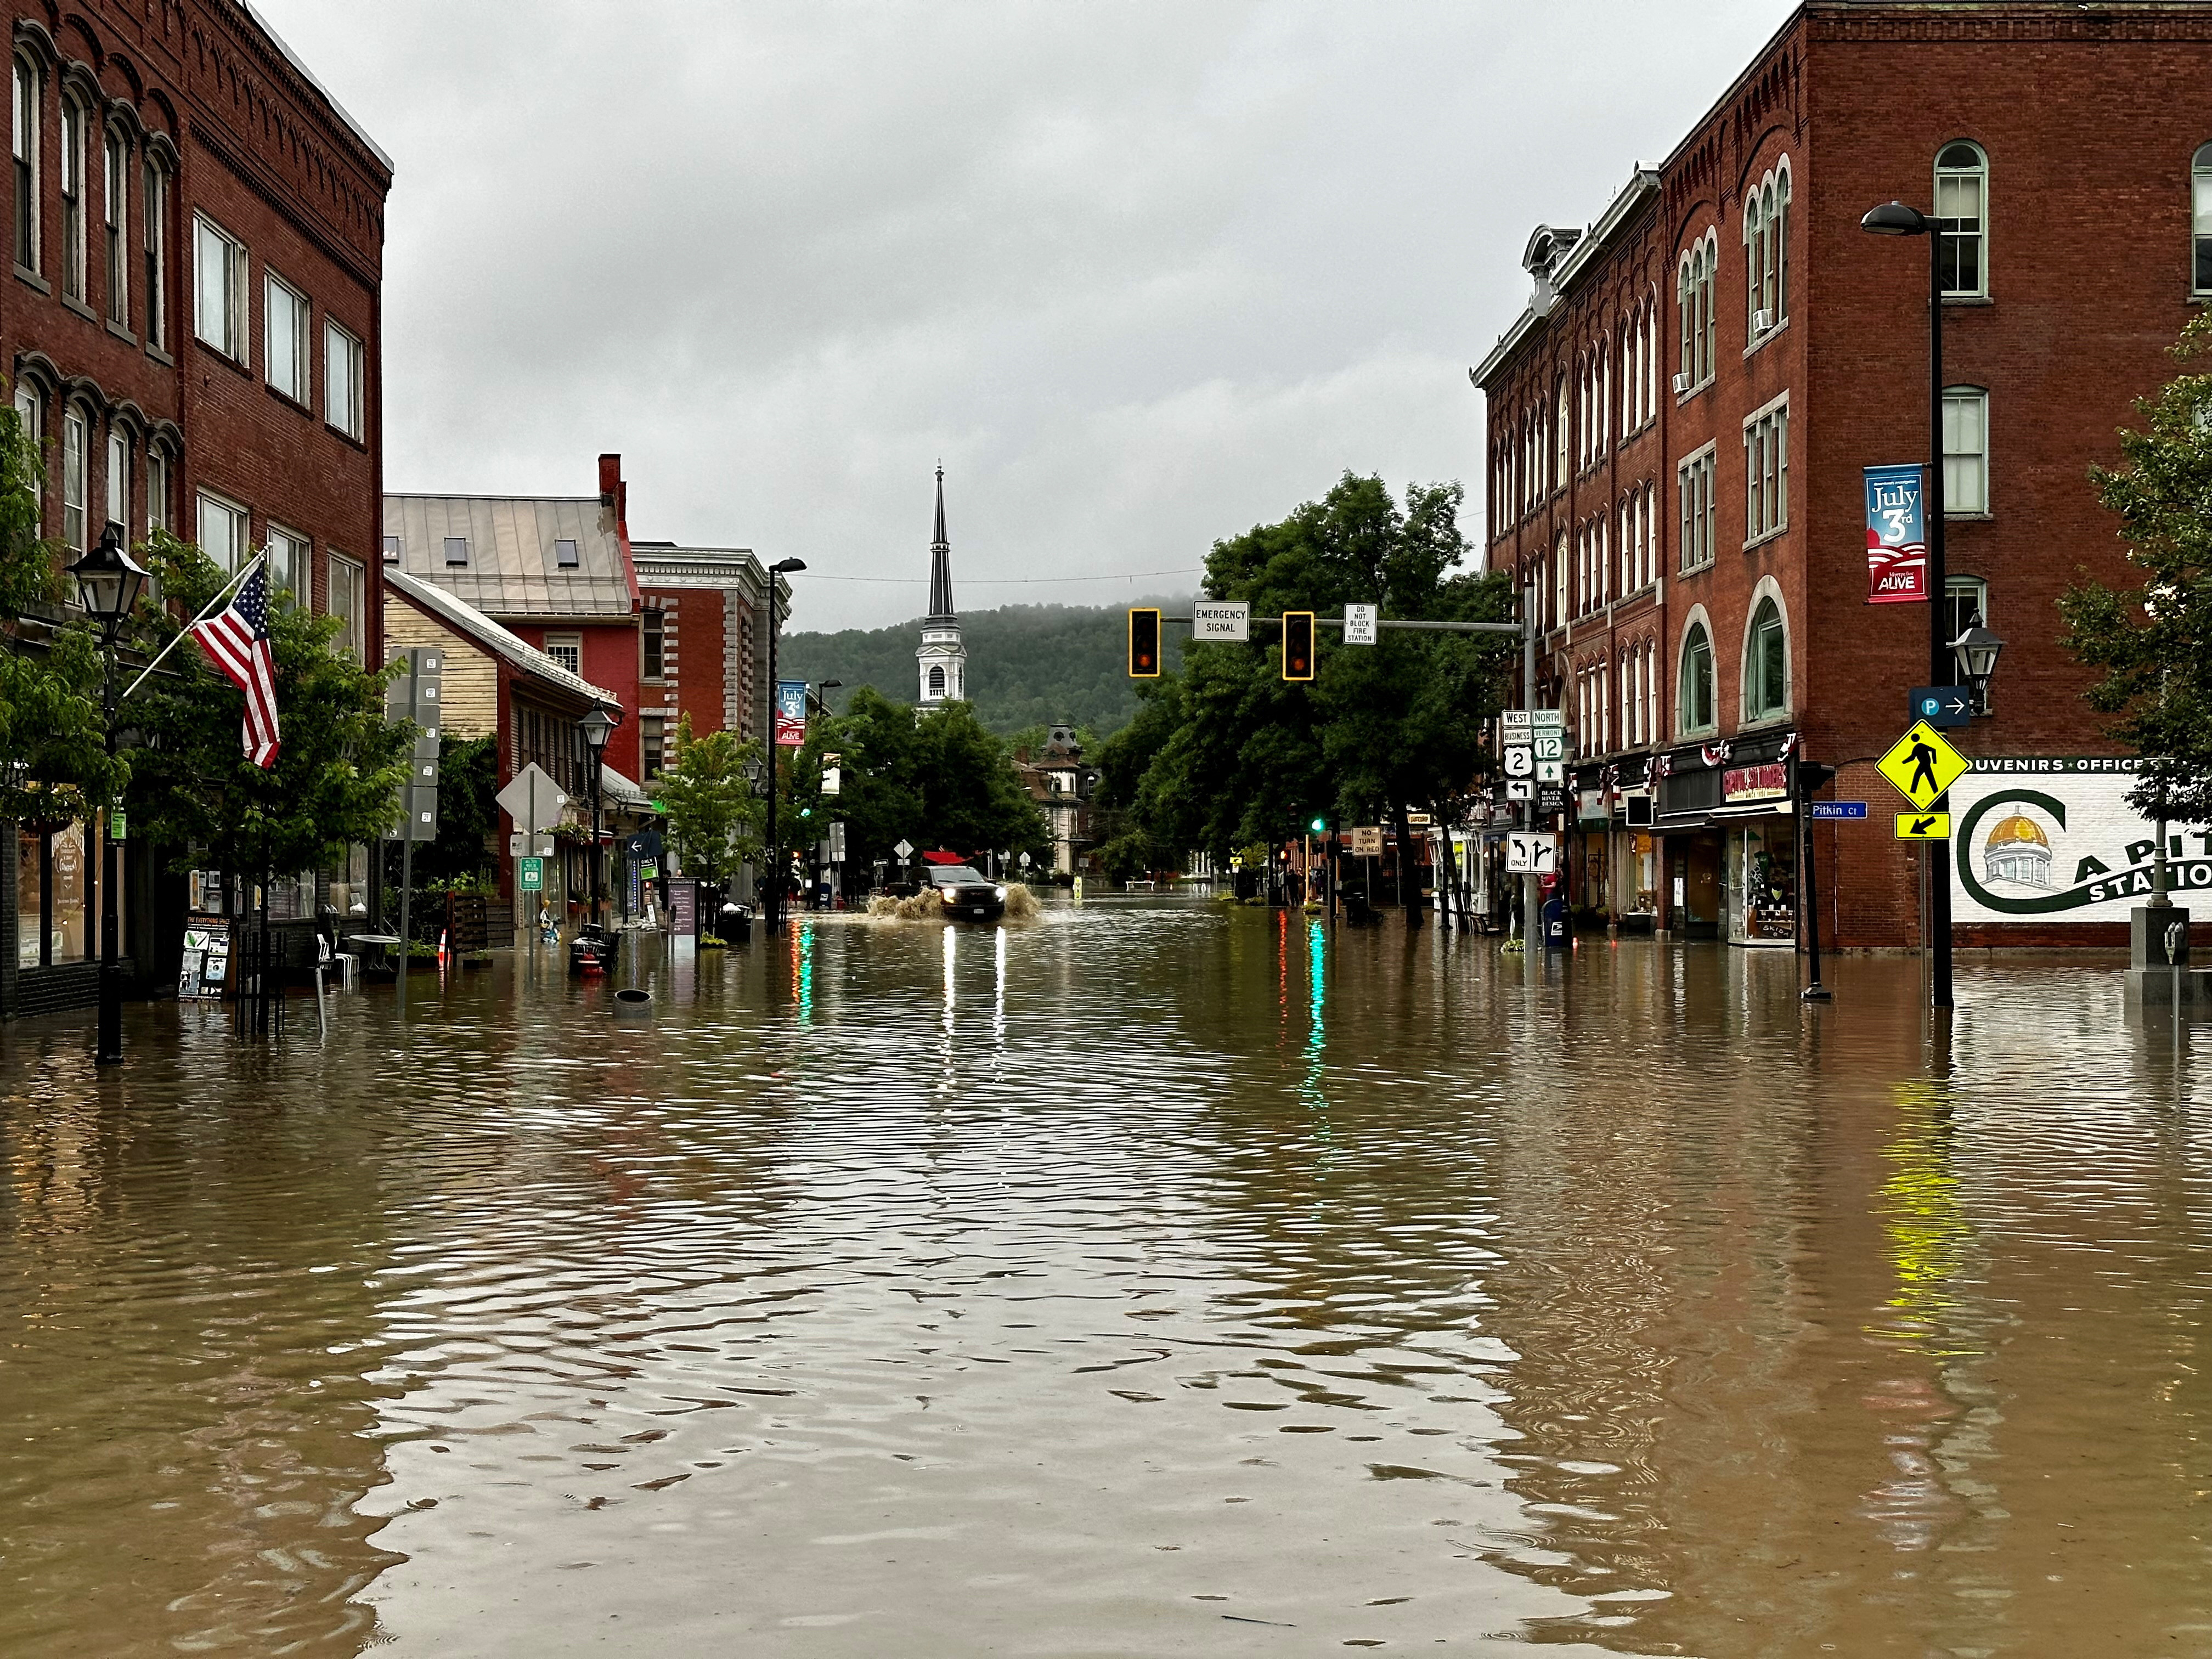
[775,679,808,747]
[1865,463,1927,604]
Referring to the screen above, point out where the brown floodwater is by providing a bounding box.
[1,897,2207,1657]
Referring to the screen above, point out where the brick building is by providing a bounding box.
[1471,0,2212,950]
[627,539,779,756]
[3,0,389,1014]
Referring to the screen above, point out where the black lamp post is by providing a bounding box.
[67,522,148,1065]
[579,704,615,930]
[1861,198,1956,1011]
[763,557,806,932]
[1951,612,2004,714]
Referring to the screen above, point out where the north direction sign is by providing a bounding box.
[1877,720,1968,811]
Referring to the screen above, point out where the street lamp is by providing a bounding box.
[580,704,616,931]
[1951,612,2004,713]
[1861,197,1957,1010]
[67,522,147,1065]
[763,556,806,932]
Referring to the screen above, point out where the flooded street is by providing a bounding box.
[3,896,2209,1656]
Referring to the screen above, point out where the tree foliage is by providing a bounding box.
[410,733,499,885]
[0,394,127,821]
[653,715,764,883]
[778,686,1047,870]
[124,533,411,876]
[1098,473,1512,871]
[2060,312,2212,822]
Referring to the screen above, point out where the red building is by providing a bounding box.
[1472,0,2212,950]
[3,0,390,1015]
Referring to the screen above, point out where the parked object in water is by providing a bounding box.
[924,864,1007,922]
[612,988,652,1020]
[569,924,618,977]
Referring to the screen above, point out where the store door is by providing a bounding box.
[1672,833,1722,938]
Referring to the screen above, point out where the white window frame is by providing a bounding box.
[268,524,309,609]
[103,125,127,325]
[12,383,40,505]
[544,633,582,675]
[145,446,171,535]
[1742,585,1791,724]
[1942,386,1990,515]
[324,319,364,439]
[104,426,129,532]
[1677,613,1717,737]
[142,156,167,349]
[58,91,83,302]
[329,550,364,658]
[264,271,309,403]
[1935,140,1988,300]
[60,404,86,551]
[196,488,249,574]
[193,212,247,359]
[1676,443,1717,574]
[1742,394,1790,545]
[2192,142,2211,297]
[13,54,40,273]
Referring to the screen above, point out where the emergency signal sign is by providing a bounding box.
[1282,611,1316,681]
[1127,607,1161,678]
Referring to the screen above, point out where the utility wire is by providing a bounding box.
[792,568,1202,586]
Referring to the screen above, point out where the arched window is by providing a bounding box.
[1596,344,1609,458]
[2193,142,2211,296]
[142,152,170,349]
[104,422,131,531]
[927,664,945,697]
[12,54,39,272]
[1678,620,1714,735]
[1743,187,1765,334]
[1677,256,1695,386]
[58,89,84,302]
[1701,233,1719,380]
[1555,378,1570,487]
[1774,162,1791,320]
[1936,140,1988,297]
[103,125,127,325]
[1744,595,1788,720]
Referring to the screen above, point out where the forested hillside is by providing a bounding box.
[780,599,1189,736]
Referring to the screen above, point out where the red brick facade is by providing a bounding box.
[4,1,388,646]
[1474,1,2212,949]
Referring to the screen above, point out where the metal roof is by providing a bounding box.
[383,566,619,707]
[383,494,636,621]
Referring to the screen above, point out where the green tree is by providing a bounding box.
[0,394,128,822]
[2061,313,2212,822]
[123,533,411,879]
[1120,474,1513,880]
[653,715,763,883]
[411,733,498,885]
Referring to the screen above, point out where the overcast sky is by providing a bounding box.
[258,0,1794,631]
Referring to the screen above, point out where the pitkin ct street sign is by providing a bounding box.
[1807,802,1868,820]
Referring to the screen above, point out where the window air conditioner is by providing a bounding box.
[1753,308,1776,332]
[1671,372,1692,394]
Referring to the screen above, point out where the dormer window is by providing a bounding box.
[443,537,468,566]
[554,538,579,568]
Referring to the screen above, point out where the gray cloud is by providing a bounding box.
[260,0,1793,628]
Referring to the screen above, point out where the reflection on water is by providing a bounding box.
[2,899,2210,1657]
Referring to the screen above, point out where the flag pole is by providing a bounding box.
[119,551,267,703]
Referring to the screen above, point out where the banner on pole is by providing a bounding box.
[1865,464,1928,603]
[775,679,808,747]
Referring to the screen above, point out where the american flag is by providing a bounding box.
[189,560,281,769]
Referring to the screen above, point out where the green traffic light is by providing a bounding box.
[1309,817,1325,833]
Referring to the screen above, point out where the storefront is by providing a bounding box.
[1718,761,1796,947]
[1652,736,1800,944]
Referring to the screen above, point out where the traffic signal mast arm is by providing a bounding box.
[1144,614,1520,635]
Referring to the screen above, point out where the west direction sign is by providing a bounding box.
[1910,685,1974,729]
[1807,801,1868,821]
[1876,720,1968,812]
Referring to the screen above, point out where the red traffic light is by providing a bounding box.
[1128,607,1161,678]
[1282,611,1315,681]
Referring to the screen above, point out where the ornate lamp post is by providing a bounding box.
[66,522,148,1065]
[579,705,616,930]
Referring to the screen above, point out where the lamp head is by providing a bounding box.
[1951,613,2005,698]
[1860,201,1928,236]
[67,521,147,623]
[770,557,807,575]
[579,705,617,753]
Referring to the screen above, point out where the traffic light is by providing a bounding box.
[1308,816,1327,834]
[1128,607,1161,678]
[1282,611,1315,681]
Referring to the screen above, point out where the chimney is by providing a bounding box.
[597,453,621,507]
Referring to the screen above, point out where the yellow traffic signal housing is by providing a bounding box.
[1128,607,1161,678]
[1282,611,1315,681]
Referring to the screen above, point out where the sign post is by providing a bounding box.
[1877,719,1968,1002]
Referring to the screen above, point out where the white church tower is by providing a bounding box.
[916,465,968,705]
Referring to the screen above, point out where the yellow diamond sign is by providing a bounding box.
[1876,720,1968,811]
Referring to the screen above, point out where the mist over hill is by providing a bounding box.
[779,598,1190,736]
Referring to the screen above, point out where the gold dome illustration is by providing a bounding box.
[1984,812,2053,887]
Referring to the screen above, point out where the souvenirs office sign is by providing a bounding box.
[1948,758,2212,924]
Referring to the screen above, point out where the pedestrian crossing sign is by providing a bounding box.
[1876,720,1967,810]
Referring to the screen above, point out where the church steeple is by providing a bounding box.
[927,464,955,622]
[916,465,968,706]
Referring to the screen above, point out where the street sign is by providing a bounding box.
[1503,746,1534,778]
[496,763,569,833]
[1896,812,1952,840]
[1502,710,1532,733]
[1533,733,1565,761]
[1506,832,1558,875]
[1405,811,1433,827]
[1535,759,1564,783]
[1877,720,1968,810]
[1807,802,1868,821]
[507,832,555,856]
[828,821,847,863]
[1911,686,1974,728]
[518,856,544,891]
[894,838,915,860]
[1530,709,1565,729]
[1343,603,1378,646]
[109,808,126,840]
[1350,826,1384,856]
[1505,777,1534,802]
[1193,600,1250,642]
[822,766,842,796]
